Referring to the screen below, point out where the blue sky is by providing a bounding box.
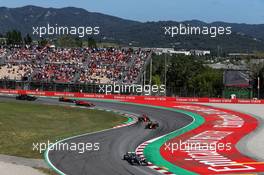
[0,0,263,24]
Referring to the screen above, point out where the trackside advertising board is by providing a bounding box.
[0,89,264,104]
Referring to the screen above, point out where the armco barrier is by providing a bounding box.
[0,89,264,104]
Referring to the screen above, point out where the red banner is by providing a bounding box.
[0,89,263,104]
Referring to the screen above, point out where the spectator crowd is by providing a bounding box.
[0,46,150,84]
[0,48,7,57]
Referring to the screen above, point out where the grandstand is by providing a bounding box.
[224,70,250,87]
[223,69,252,98]
[0,46,151,88]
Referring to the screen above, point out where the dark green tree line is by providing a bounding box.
[149,54,223,97]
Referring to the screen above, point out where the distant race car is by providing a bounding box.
[145,121,159,129]
[138,114,151,123]
[59,97,76,103]
[16,94,37,101]
[75,100,95,107]
[123,152,148,166]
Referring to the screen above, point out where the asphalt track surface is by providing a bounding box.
[0,96,193,175]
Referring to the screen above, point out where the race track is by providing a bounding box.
[0,96,193,175]
[47,100,193,175]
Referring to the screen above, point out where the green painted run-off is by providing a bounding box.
[143,108,205,175]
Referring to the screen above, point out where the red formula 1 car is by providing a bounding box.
[75,100,95,107]
[59,97,76,103]
[145,121,159,129]
[138,114,151,123]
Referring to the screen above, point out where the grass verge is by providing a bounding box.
[0,101,126,159]
[35,168,58,175]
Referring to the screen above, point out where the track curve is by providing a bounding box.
[47,100,193,175]
[0,96,193,175]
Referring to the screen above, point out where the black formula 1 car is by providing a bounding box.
[123,152,148,166]
[16,94,37,101]
[75,100,95,107]
[59,97,76,103]
[138,114,151,123]
[145,121,159,129]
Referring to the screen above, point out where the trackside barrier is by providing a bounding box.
[0,89,264,104]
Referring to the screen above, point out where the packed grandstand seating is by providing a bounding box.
[0,63,33,80]
[0,46,150,84]
[0,48,7,57]
[5,47,48,63]
[224,70,250,87]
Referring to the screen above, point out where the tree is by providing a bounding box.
[56,35,83,47]
[88,37,97,48]
[152,75,161,86]
[190,68,223,97]
[150,54,223,97]
[75,37,83,48]
[24,34,32,45]
[6,30,23,45]
[247,60,264,98]
[39,38,48,47]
